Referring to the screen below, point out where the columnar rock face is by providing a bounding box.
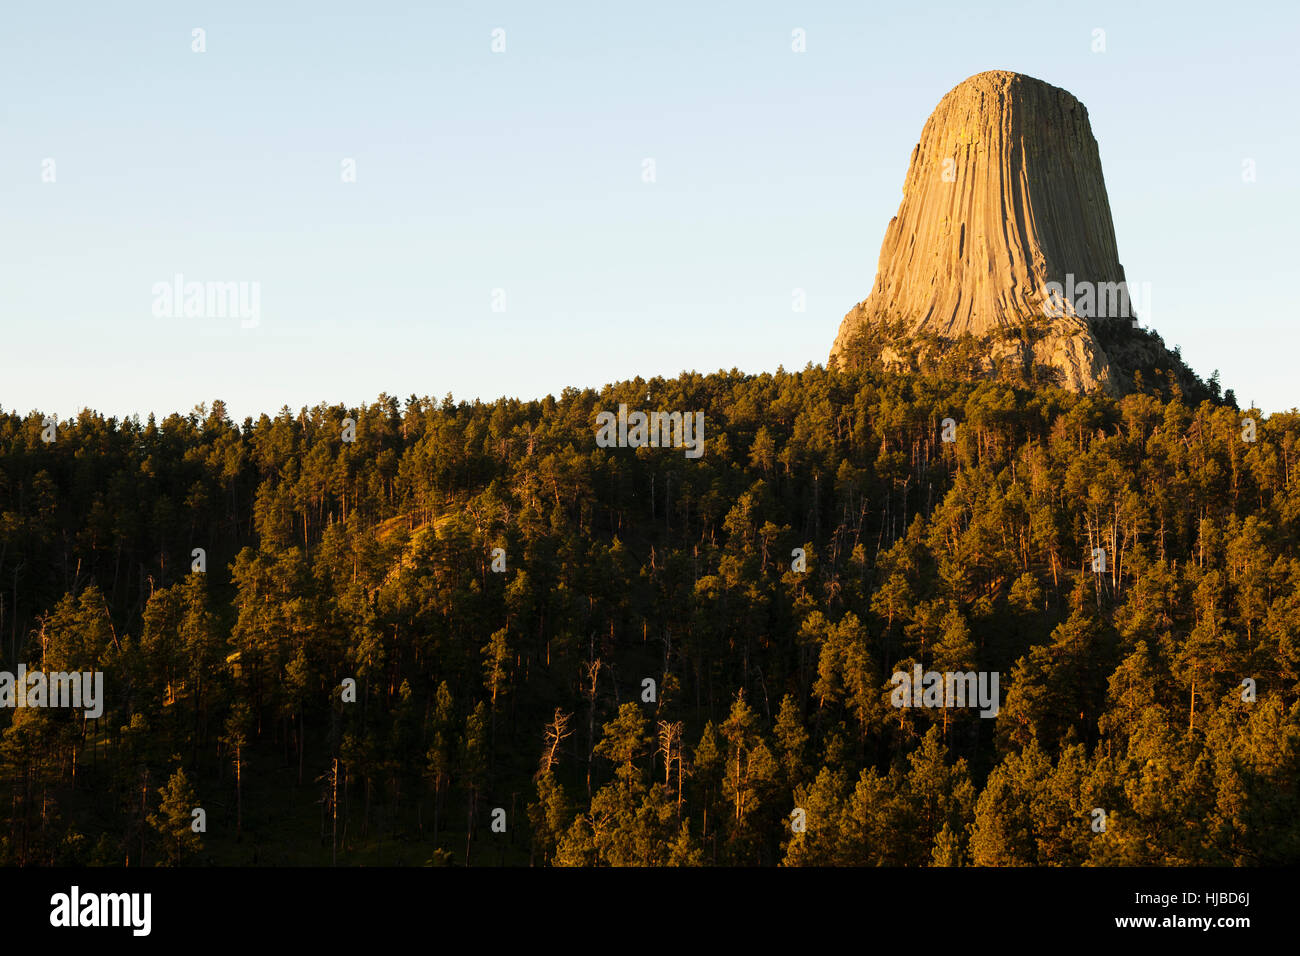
[831,70,1141,392]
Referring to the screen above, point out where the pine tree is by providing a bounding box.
[148,768,202,866]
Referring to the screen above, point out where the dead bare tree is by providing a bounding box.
[657,719,686,818]
[538,708,573,778]
[580,659,602,797]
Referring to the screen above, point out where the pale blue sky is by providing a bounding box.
[3,0,1297,420]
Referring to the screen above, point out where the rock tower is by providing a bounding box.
[831,70,1157,393]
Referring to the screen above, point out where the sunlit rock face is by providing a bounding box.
[831,70,1150,393]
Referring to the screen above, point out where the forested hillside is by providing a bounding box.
[2,365,1298,866]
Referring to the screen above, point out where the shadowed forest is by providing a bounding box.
[2,362,1298,866]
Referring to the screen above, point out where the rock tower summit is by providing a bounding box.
[830,70,1154,393]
